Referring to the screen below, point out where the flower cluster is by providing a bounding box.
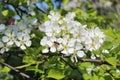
[0,17,37,53]
[39,11,105,62]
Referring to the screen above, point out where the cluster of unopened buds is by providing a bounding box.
[39,11,105,62]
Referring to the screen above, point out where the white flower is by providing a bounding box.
[15,34,31,50]
[40,36,58,53]
[2,30,16,46]
[64,12,76,21]
[17,23,32,35]
[85,27,105,51]
[61,37,75,56]
[48,11,60,22]
[39,21,61,37]
[0,42,10,54]
[70,43,85,62]
[44,22,61,37]
[40,36,53,47]
[89,27,105,43]
[46,24,61,37]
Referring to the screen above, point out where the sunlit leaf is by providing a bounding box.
[105,57,116,67]
[47,69,65,79]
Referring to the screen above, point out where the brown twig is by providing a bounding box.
[4,50,120,67]
[41,53,120,67]
[78,58,120,67]
[0,61,34,80]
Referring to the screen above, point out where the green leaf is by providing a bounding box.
[110,44,120,54]
[2,10,9,17]
[103,28,116,40]
[23,56,36,64]
[47,69,65,79]
[26,66,44,74]
[105,57,116,67]
[92,74,99,80]
[0,67,10,73]
[104,74,113,80]
[83,73,90,80]
[62,0,69,4]
[2,9,15,17]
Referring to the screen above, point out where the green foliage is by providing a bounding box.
[105,57,116,67]
[0,65,13,80]
[47,69,65,79]
[2,9,15,17]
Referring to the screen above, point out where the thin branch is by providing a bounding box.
[78,58,120,67]
[60,57,76,69]
[4,50,120,67]
[41,53,120,67]
[0,61,34,80]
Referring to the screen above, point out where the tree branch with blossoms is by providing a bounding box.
[40,52,120,67]
[0,7,120,79]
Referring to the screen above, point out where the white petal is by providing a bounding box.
[15,41,20,47]
[47,41,53,47]
[68,48,74,54]
[5,30,11,36]
[24,34,30,40]
[0,48,5,53]
[42,48,49,53]
[40,40,46,46]
[50,47,56,53]
[39,25,45,31]
[68,39,75,47]
[57,38,63,43]
[0,42,3,47]
[61,50,68,55]
[91,54,96,59]
[25,40,31,47]
[17,34,23,40]
[41,36,48,44]
[0,24,5,30]
[77,51,85,57]
[21,45,26,50]
[57,44,63,51]
[7,41,14,46]
[75,43,83,50]
[30,18,37,25]
[5,48,9,51]
[2,36,9,42]
[46,32,52,37]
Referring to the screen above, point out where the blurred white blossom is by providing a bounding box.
[0,17,34,53]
